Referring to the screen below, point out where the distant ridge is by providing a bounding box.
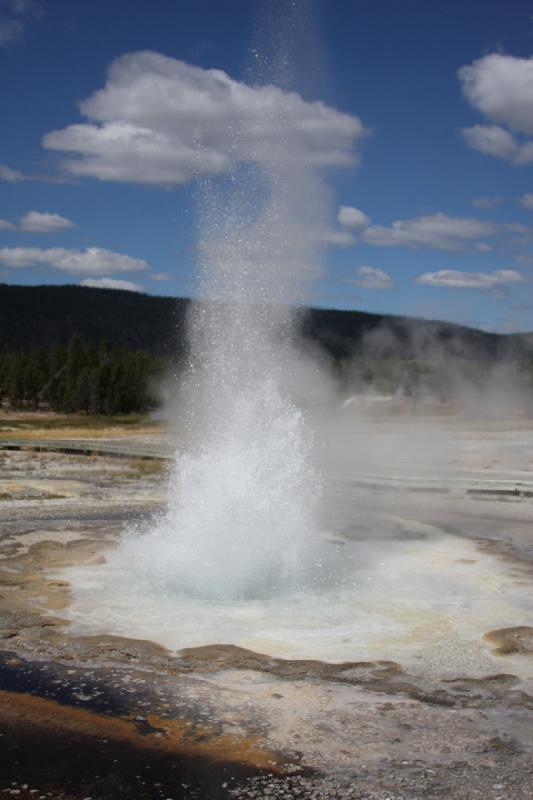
[0,283,531,361]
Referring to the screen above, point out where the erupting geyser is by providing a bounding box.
[122,9,365,599]
[126,164,330,600]
[101,0,369,603]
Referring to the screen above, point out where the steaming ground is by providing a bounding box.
[57,489,533,684]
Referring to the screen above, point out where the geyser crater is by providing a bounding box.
[58,510,532,682]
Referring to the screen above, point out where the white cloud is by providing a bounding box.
[347,265,394,289]
[42,50,369,187]
[470,195,503,209]
[18,210,75,233]
[416,269,526,289]
[0,162,70,184]
[504,221,530,234]
[515,254,533,267]
[459,54,533,136]
[461,124,533,165]
[489,287,508,300]
[519,193,533,209]
[0,16,22,46]
[0,246,149,275]
[318,229,357,247]
[362,212,498,251]
[459,54,533,165]
[0,0,42,48]
[81,277,145,292]
[150,271,173,281]
[0,163,24,182]
[475,242,492,252]
[337,206,371,229]
[0,210,75,232]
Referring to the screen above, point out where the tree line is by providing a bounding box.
[0,333,169,414]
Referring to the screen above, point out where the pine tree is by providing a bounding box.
[7,354,25,409]
[46,345,68,411]
[74,367,92,414]
[64,333,86,411]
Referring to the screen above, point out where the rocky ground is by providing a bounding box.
[0,429,532,800]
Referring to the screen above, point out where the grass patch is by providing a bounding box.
[0,413,156,431]
[0,493,12,501]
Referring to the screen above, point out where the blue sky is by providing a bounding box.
[1,0,533,332]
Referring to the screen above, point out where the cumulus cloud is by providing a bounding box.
[346,265,394,289]
[459,54,533,165]
[337,206,371,229]
[461,124,533,165]
[42,50,369,187]
[362,212,498,251]
[460,54,533,135]
[18,211,75,233]
[0,210,76,234]
[0,0,42,48]
[81,277,145,292]
[0,246,149,275]
[416,268,526,289]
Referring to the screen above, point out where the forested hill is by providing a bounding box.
[0,283,532,361]
[0,284,188,356]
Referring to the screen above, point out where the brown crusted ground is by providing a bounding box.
[484,626,533,656]
[0,689,281,770]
